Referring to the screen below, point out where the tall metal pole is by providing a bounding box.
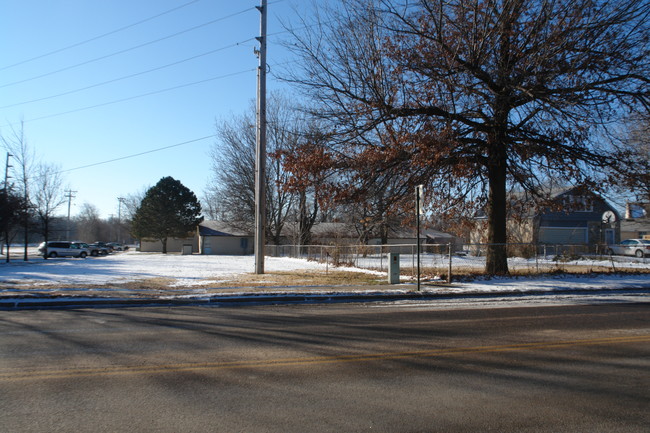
[254,0,267,274]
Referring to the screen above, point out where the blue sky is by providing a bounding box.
[0,0,306,218]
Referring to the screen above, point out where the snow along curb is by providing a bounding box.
[1,286,649,310]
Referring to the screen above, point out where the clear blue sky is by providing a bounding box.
[0,0,306,218]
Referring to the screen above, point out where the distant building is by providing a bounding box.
[621,202,650,240]
[471,186,620,249]
[197,221,254,255]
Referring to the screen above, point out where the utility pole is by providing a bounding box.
[65,190,77,239]
[117,197,125,243]
[3,153,12,260]
[3,153,11,194]
[254,0,267,274]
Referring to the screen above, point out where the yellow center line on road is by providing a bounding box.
[1,335,649,382]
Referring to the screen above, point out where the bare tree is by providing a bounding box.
[1,121,36,261]
[612,116,650,202]
[32,163,66,258]
[285,0,650,274]
[75,202,112,242]
[205,93,306,245]
[121,188,149,222]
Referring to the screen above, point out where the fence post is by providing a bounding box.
[448,242,453,283]
[412,245,415,278]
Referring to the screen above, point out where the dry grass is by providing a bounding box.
[1,270,388,295]
[197,270,387,288]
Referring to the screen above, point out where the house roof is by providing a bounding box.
[199,220,454,240]
[198,221,252,237]
[474,186,620,220]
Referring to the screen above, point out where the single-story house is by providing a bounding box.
[197,221,254,255]
[139,236,198,254]
[280,222,462,248]
[197,221,461,255]
[471,186,621,249]
[139,220,461,255]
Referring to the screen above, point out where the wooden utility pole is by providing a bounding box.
[117,196,126,243]
[254,0,267,274]
[3,153,12,261]
[65,190,76,239]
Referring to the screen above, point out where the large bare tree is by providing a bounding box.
[285,0,650,274]
[32,163,66,259]
[204,93,310,245]
[1,121,36,261]
[612,116,650,202]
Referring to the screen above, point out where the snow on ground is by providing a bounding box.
[0,250,342,287]
[0,250,649,301]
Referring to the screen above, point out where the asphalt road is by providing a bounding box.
[0,302,648,432]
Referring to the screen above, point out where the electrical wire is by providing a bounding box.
[0,38,256,110]
[57,135,216,174]
[0,5,256,89]
[0,0,201,72]
[5,67,256,126]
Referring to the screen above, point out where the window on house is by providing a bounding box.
[563,195,594,212]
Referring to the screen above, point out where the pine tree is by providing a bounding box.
[131,177,203,254]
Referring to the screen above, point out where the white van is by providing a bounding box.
[38,241,89,258]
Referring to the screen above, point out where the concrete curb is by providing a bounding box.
[1,287,649,310]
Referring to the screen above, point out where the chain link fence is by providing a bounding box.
[266,243,650,281]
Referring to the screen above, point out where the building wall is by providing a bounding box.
[621,218,650,241]
[200,236,254,255]
[140,237,198,253]
[470,191,620,248]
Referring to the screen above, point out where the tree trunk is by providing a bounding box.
[161,238,168,254]
[298,190,317,251]
[23,222,28,261]
[485,149,509,275]
[4,230,9,263]
[42,219,49,260]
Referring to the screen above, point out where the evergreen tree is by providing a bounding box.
[131,177,203,254]
[0,188,28,262]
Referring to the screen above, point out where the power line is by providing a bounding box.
[0,13,308,112]
[0,6,256,89]
[0,0,201,72]
[7,67,256,126]
[0,38,256,110]
[58,135,216,174]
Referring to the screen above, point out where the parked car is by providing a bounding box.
[107,242,128,251]
[88,243,111,256]
[74,242,107,257]
[607,239,650,258]
[38,241,89,258]
[93,242,114,253]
